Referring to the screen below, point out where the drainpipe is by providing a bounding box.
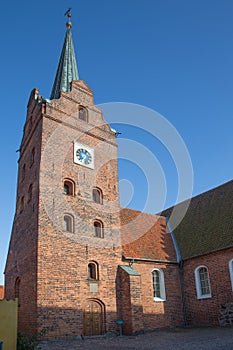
[166,218,188,326]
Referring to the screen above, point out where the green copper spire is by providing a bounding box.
[50,9,79,100]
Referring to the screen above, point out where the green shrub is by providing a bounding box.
[17,332,38,350]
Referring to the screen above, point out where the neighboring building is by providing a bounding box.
[4,11,233,340]
[0,286,4,300]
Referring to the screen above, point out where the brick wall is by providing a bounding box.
[183,247,233,326]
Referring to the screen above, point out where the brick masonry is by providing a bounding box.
[4,80,233,340]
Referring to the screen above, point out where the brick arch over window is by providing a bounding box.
[78,105,88,122]
[194,265,211,299]
[64,214,74,233]
[94,220,104,238]
[152,268,166,301]
[92,187,103,204]
[88,261,99,280]
[63,178,75,196]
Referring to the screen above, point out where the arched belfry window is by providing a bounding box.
[63,179,75,196]
[152,268,166,301]
[64,214,74,233]
[88,261,99,280]
[78,106,88,122]
[93,187,103,204]
[94,220,104,238]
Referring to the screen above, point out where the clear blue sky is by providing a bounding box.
[0,0,232,285]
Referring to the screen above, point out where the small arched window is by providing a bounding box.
[28,184,33,203]
[63,179,75,196]
[229,259,233,291]
[20,197,24,213]
[64,214,74,233]
[30,147,35,167]
[22,164,26,181]
[88,262,99,280]
[152,268,166,301]
[79,106,88,122]
[93,187,103,204]
[194,266,211,299]
[94,220,104,238]
[15,277,21,306]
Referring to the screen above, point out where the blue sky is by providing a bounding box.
[0,0,232,285]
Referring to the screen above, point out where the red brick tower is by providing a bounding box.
[5,11,122,339]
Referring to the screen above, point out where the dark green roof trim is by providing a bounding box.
[50,25,79,100]
[119,265,140,276]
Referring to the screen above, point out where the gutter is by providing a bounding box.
[122,255,178,265]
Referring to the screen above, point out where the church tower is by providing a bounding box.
[5,11,122,339]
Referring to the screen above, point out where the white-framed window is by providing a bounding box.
[229,259,233,291]
[194,266,211,299]
[152,268,166,302]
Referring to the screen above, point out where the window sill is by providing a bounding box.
[197,294,212,300]
[154,297,166,302]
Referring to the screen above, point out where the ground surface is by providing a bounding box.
[38,326,233,350]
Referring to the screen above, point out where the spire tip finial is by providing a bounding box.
[65,7,72,28]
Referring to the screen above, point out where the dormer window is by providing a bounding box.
[79,106,88,122]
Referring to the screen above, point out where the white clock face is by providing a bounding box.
[73,142,94,169]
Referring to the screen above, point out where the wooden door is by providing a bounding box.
[83,300,103,336]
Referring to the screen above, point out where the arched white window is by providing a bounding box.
[64,214,74,233]
[229,259,233,291]
[152,268,166,301]
[194,266,211,299]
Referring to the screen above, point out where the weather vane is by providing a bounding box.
[64,7,72,18]
[65,7,72,28]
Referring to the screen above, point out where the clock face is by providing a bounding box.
[76,148,92,165]
[73,142,94,169]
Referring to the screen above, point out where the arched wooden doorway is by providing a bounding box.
[83,299,105,336]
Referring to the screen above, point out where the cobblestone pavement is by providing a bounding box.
[38,326,233,350]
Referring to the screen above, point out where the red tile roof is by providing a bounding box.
[120,208,177,261]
